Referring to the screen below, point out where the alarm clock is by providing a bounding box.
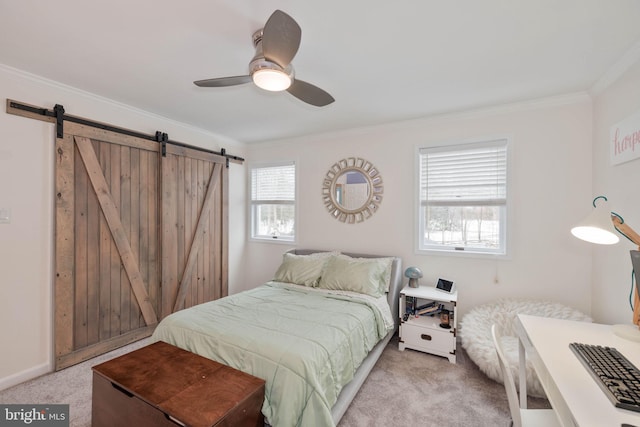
[436,278,455,293]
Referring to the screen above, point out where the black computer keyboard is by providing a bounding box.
[570,342,640,413]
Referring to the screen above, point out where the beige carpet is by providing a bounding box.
[0,335,549,426]
[338,336,550,426]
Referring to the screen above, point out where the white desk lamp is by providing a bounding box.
[571,196,640,342]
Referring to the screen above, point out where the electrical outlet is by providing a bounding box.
[0,208,11,224]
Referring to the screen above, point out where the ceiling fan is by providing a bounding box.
[194,10,334,107]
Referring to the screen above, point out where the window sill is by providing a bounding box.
[249,237,296,245]
[416,247,509,260]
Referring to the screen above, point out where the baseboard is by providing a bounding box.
[0,362,51,392]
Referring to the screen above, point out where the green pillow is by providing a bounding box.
[273,252,336,287]
[318,254,393,297]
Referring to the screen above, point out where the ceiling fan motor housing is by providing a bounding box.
[250,29,294,79]
[249,28,294,90]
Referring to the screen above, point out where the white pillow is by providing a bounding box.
[273,252,336,287]
[317,254,393,297]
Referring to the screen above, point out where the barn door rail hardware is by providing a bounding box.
[6,99,244,166]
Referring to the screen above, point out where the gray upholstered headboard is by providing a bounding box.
[287,249,403,330]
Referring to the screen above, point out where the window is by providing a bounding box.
[250,162,296,242]
[418,139,508,255]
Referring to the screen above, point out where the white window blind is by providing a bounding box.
[251,164,295,202]
[421,141,507,206]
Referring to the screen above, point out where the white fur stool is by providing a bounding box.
[460,298,591,397]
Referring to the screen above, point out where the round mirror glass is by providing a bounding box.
[322,157,383,223]
[334,170,370,211]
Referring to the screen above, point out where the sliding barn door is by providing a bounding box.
[161,144,228,317]
[54,123,229,370]
[55,123,161,369]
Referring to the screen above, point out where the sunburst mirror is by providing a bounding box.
[321,157,383,223]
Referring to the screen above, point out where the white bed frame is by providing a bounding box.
[287,249,403,424]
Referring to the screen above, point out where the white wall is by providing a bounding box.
[0,65,247,390]
[591,59,640,325]
[244,95,594,322]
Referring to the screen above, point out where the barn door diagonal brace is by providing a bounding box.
[6,99,244,164]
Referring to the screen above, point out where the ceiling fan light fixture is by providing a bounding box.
[252,69,291,91]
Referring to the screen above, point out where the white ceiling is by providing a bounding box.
[2,1,640,144]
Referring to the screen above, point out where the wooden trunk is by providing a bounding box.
[92,342,264,427]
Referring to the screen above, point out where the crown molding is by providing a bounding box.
[0,63,244,148]
[591,38,640,95]
[255,92,591,147]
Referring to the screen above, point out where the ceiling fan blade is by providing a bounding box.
[194,75,252,87]
[287,79,335,107]
[262,10,301,68]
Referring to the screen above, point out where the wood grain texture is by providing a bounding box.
[162,149,227,317]
[92,342,265,427]
[55,124,162,370]
[55,133,75,358]
[173,163,222,312]
[75,136,158,326]
[47,116,231,370]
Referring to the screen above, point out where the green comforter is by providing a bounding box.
[152,281,393,427]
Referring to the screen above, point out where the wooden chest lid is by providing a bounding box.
[92,341,265,427]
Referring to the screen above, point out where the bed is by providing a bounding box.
[152,249,403,427]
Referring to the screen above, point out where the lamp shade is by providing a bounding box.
[571,198,620,245]
[252,69,291,91]
[404,267,423,279]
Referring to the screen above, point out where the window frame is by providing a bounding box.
[415,138,511,258]
[248,160,297,244]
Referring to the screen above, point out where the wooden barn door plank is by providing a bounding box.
[161,153,179,318]
[86,139,101,346]
[74,136,158,326]
[98,141,112,341]
[54,133,76,359]
[119,145,133,332]
[129,148,141,330]
[219,163,229,300]
[221,163,229,299]
[108,143,122,336]
[73,144,89,349]
[145,149,160,326]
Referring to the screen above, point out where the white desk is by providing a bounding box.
[516,314,640,427]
